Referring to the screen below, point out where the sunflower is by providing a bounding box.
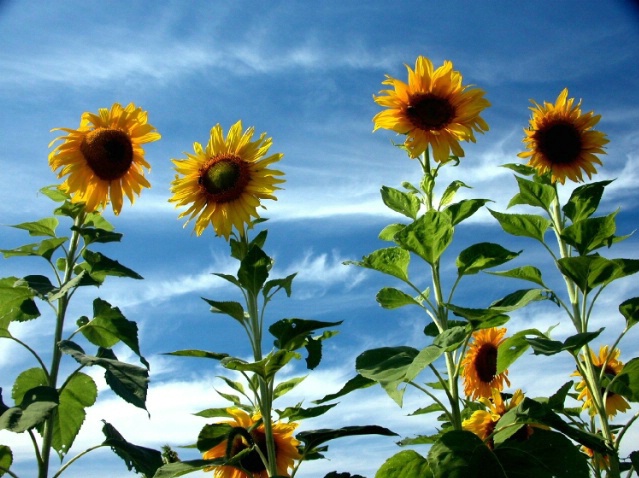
[48,103,160,215]
[461,327,510,400]
[372,55,490,162]
[574,345,630,418]
[462,388,525,447]
[202,408,300,478]
[518,88,608,184]
[169,121,284,239]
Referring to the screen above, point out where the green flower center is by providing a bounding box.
[199,155,250,203]
[475,344,498,383]
[229,429,270,472]
[80,128,134,180]
[535,121,583,165]
[406,94,456,131]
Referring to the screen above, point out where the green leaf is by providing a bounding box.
[203,299,246,324]
[237,245,271,295]
[376,287,421,309]
[374,450,433,478]
[405,345,445,381]
[394,210,454,265]
[379,223,406,242]
[59,341,149,411]
[489,209,551,243]
[433,327,469,352]
[527,328,603,356]
[496,329,544,373]
[262,273,296,299]
[313,374,375,404]
[381,186,421,219]
[494,428,589,478]
[193,408,234,419]
[12,368,48,407]
[0,237,67,261]
[39,185,69,202]
[557,256,639,293]
[487,266,546,288]
[80,299,146,366]
[0,386,58,433]
[17,275,56,298]
[297,426,398,454]
[153,459,225,478]
[456,243,520,276]
[608,357,639,402]
[445,199,491,226]
[546,381,574,411]
[273,376,306,399]
[409,403,445,416]
[0,277,40,322]
[102,421,164,477]
[563,180,612,223]
[619,297,639,329]
[356,347,419,406]
[502,163,537,176]
[163,349,229,360]
[440,180,470,209]
[346,247,410,282]
[277,403,337,422]
[81,250,143,280]
[0,445,12,477]
[269,318,342,351]
[427,430,506,478]
[73,226,122,245]
[508,175,556,211]
[52,372,98,457]
[561,212,618,255]
[222,350,299,380]
[489,289,548,312]
[445,303,510,330]
[196,422,234,452]
[11,217,58,237]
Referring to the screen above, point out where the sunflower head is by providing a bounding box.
[462,388,525,447]
[518,88,609,184]
[373,55,490,162]
[461,327,510,400]
[48,103,160,215]
[169,121,284,239]
[203,408,300,478]
[574,345,630,418]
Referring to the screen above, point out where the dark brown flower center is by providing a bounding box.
[198,154,250,203]
[229,429,270,472]
[475,344,498,383]
[406,94,456,131]
[80,128,134,180]
[534,120,583,165]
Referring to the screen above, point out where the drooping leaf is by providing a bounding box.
[313,374,375,404]
[269,318,342,351]
[508,175,556,211]
[440,180,470,209]
[496,329,544,373]
[394,210,454,265]
[427,430,506,478]
[356,347,419,406]
[445,303,510,330]
[374,450,433,478]
[563,180,613,223]
[0,277,40,322]
[0,444,12,477]
[73,226,122,245]
[221,350,299,380]
[163,349,229,360]
[196,422,234,452]
[81,250,143,281]
[237,244,271,295]
[561,212,618,256]
[619,297,639,329]
[489,209,551,243]
[546,381,574,411]
[381,186,421,219]
[527,328,603,356]
[59,341,149,411]
[487,266,546,288]
[405,345,445,381]
[489,289,549,312]
[11,217,59,237]
[51,372,98,458]
[456,242,520,276]
[445,199,491,226]
[297,426,398,454]
[153,459,226,478]
[345,247,410,282]
[0,386,58,433]
[607,357,639,402]
[277,403,337,422]
[557,256,639,293]
[378,223,406,242]
[376,287,421,309]
[433,327,469,352]
[102,421,164,477]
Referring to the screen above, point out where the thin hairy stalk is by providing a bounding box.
[408,380,455,424]
[51,445,104,478]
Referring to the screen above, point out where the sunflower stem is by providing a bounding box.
[39,211,85,478]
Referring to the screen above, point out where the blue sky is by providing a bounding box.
[1,1,639,476]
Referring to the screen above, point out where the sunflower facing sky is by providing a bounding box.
[48,103,160,215]
[202,408,300,478]
[462,388,525,447]
[518,88,609,184]
[372,55,490,163]
[169,120,284,239]
[461,327,511,400]
[574,345,630,418]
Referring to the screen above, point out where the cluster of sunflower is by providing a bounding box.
[1,52,637,478]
